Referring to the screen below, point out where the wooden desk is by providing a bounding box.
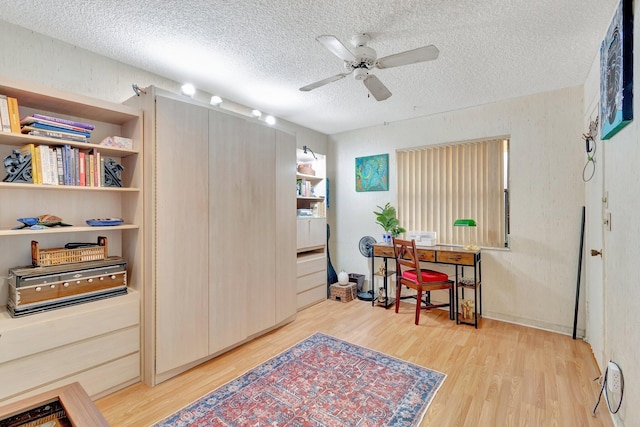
[371,243,482,327]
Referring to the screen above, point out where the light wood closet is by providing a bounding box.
[125,88,296,385]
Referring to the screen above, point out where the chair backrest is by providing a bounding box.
[392,238,423,285]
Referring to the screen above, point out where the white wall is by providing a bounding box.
[328,86,586,335]
[0,21,326,150]
[581,1,640,424]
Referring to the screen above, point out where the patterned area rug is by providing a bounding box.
[153,332,445,426]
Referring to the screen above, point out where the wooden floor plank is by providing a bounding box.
[96,300,613,427]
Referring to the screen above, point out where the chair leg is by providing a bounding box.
[415,289,422,325]
[395,281,401,314]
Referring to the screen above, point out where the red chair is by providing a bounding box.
[392,237,454,325]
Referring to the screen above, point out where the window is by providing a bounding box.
[397,138,509,248]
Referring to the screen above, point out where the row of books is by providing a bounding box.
[20,143,106,187]
[0,93,96,142]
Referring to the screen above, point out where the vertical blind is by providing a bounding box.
[397,139,506,248]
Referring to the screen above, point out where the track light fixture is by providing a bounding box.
[303,145,318,160]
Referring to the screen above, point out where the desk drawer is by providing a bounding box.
[436,251,475,265]
[416,249,436,262]
[373,245,395,258]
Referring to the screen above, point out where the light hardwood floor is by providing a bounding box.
[96,299,613,427]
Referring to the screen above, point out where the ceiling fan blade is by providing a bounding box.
[363,75,392,101]
[316,35,356,62]
[300,73,351,92]
[376,45,439,69]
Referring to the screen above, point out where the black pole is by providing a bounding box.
[573,206,586,339]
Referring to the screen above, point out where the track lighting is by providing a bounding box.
[265,115,276,125]
[210,95,222,106]
[303,145,317,160]
[251,109,262,118]
[181,83,196,97]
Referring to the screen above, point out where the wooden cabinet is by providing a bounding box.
[126,87,296,385]
[153,95,210,375]
[0,76,142,403]
[297,217,326,250]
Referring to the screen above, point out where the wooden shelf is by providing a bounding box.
[0,224,138,236]
[296,172,323,181]
[0,182,139,192]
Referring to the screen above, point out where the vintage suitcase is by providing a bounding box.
[7,256,127,317]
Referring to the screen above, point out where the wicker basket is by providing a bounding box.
[31,236,108,267]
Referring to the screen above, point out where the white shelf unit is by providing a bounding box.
[0,76,142,404]
[296,148,327,309]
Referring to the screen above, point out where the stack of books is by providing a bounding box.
[20,113,95,142]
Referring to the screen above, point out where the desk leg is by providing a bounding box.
[455,265,460,324]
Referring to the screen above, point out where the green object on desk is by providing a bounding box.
[453,219,477,227]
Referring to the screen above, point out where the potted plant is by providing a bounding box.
[373,202,406,243]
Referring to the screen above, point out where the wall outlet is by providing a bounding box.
[607,361,622,394]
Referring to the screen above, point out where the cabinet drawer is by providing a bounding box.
[436,251,475,265]
[0,353,140,405]
[373,245,395,257]
[297,285,326,310]
[0,326,139,400]
[297,255,326,277]
[0,291,139,364]
[297,271,326,293]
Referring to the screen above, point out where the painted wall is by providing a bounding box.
[582,1,640,425]
[328,86,586,335]
[0,21,327,152]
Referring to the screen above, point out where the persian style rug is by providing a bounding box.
[153,332,445,426]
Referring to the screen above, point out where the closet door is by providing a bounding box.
[208,110,249,352]
[275,130,297,323]
[245,121,276,336]
[154,96,210,374]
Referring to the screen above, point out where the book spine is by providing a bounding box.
[79,151,86,186]
[0,95,11,132]
[55,147,64,185]
[89,153,95,187]
[7,97,20,133]
[32,113,95,130]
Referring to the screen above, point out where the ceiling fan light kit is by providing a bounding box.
[300,33,439,101]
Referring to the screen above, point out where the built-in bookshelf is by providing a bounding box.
[0,75,142,404]
[296,148,327,310]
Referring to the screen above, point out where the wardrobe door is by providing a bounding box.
[154,96,210,374]
[275,130,297,323]
[244,122,277,336]
[208,110,249,352]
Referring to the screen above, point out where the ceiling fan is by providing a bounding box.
[300,33,439,101]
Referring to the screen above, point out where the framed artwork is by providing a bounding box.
[600,0,633,140]
[355,153,388,192]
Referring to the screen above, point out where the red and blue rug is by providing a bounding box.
[153,332,445,426]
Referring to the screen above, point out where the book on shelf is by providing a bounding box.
[23,128,88,143]
[79,151,86,186]
[55,147,64,185]
[32,113,95,131]
[25,122,91,138]
[21,116,93,134]
[7,97,20,133]
[0,94,11,132]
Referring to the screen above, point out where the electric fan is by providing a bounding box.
[357,236,377,300]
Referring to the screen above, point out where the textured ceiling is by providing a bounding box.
[0,0,618,134]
